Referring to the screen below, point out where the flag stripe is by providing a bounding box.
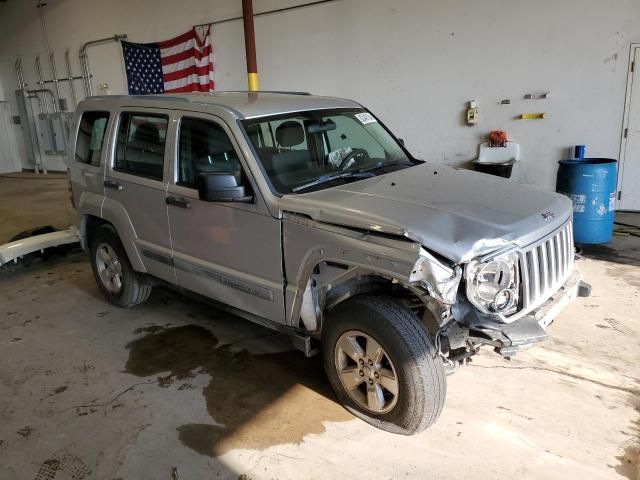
[161,45,212,66]
[163,65,212,83]
[165,82,212,93]
[162,56,213,74]
[158,30,196,49]
[160,39,195,59]
[164,75,212,91]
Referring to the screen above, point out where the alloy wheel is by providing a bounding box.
[95,243,123,294]
[334,330,399,414]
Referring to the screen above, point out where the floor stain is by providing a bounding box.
[125,325,352,456]
[13,366,40,385]
[75,407,98,417]
[604,317,638,337]
[133,325,164,335]
[616,395,640,479]
[497,405,534,421]
[17,426,33,438]
[33,450,91,480]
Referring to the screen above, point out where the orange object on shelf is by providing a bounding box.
[489,130,508,147]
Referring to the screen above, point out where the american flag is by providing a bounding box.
[121,27,214,95]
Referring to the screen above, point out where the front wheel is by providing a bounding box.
[323,295,447,434]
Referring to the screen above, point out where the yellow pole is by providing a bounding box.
[247,72,259,91]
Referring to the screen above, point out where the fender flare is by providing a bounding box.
[81,196,146,272]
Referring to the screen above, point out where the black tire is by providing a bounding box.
[323,295,446,434]
[89,224,152,308]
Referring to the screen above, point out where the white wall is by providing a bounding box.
[0,0,638,184]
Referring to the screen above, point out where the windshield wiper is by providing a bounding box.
[353,160,412,174]
[291,172,355,193]
[291,161,414,194]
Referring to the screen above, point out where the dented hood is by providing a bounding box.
[278,163,572,263]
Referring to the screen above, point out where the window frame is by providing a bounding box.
[239,107,417,196]
[173,115,253,193]
[74,110,110,167]
[164,111,267,214]
[112,110,170,182]
[176,116,245,190]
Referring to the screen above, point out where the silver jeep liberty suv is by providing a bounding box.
[68,91,590,434]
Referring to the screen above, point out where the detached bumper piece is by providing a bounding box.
[491,319,548,358]
[470,318,548,358]
[469,271,590,358]
[0,228,79,266]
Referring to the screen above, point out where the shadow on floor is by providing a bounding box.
[124,290,353,457]
[579,234,640,268]
[6,251,355,459]
[577,212,640,267]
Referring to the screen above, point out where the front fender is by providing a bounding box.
[282,213,424,328]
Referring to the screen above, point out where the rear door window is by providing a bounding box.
[75,111,109,166]
[115,112,168,180]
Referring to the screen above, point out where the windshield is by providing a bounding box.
[241,108,416,194]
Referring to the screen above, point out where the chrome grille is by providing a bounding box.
[519,220,574,312]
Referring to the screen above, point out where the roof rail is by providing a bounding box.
[215,90,312,96]
[132,95,191,102]
[85,95,191,103]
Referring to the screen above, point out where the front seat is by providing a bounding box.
[270,121,311,188]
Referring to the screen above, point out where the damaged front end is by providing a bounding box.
[285,212,589,367]
[407,248,462,325]
[412,236,591,371]
[444,270,590,363]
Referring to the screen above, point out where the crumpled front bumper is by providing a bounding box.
[467,270,591,357]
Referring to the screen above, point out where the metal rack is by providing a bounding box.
[13,29,127,173]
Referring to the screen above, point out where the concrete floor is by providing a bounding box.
[0,173,639,480]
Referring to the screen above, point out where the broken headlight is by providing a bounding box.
[465,251,519,316]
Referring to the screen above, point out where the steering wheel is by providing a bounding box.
[338,148,370,171]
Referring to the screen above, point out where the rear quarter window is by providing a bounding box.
[75,111,109,166]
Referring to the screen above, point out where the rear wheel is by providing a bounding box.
[89,225,151,308]
[323,295,446,434]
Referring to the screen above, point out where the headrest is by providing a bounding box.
[133,122,161,146]
[275,121,305,147]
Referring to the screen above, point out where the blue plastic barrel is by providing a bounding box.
[556,158,617,244]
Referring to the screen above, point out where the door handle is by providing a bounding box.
[104,179,123,190]
[166,196,191,209]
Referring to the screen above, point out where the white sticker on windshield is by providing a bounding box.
[355,112,377,125]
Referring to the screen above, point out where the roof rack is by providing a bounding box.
[87,91,313,103]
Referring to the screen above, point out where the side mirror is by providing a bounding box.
[398,138,405,146]
[197,172,253,203]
